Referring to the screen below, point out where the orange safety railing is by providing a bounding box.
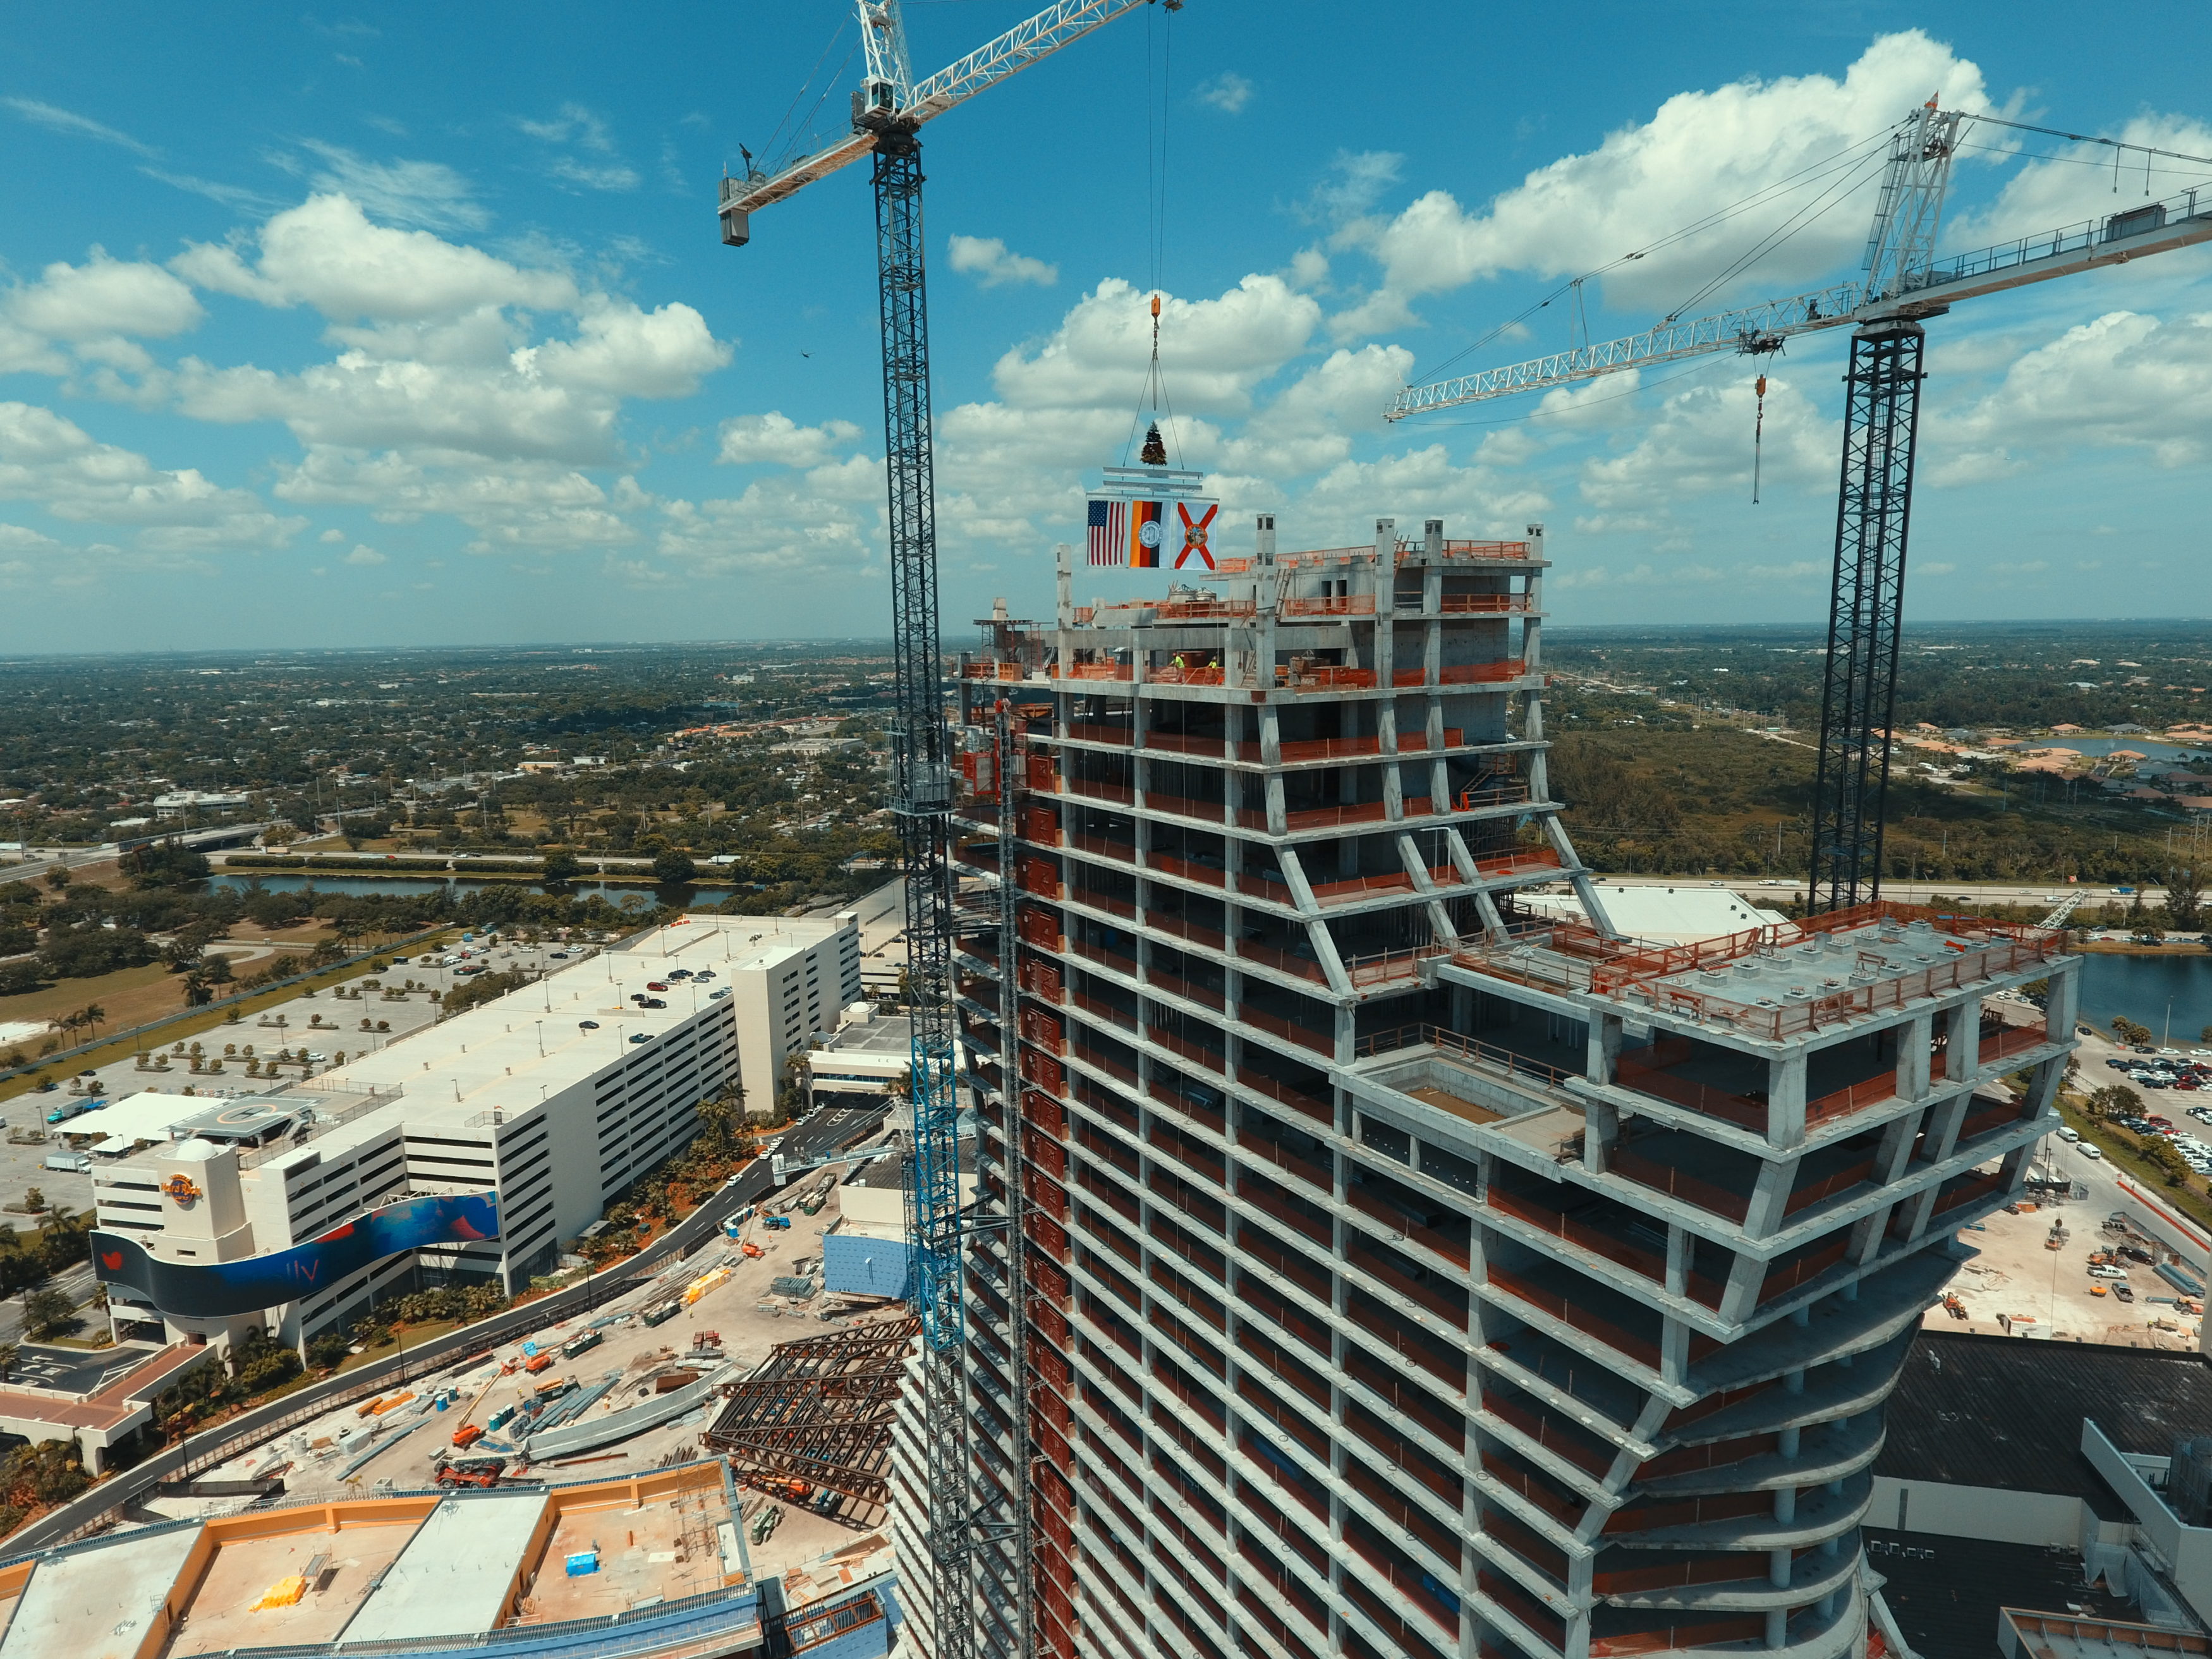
[1589,1620,1765,1656]
[1480,1390,1615,1478]
[1783,1160,1875,1217]
[1438,592,1535,614]
[1236,941,1330,984]
[1343,944,1449,987]
[1242,1005,1333,1057]
[1283,800,1392,832]
[1486,1267,1660,1366]
[1151,852,1227,889]
[1064,662,1134,681]
[1059,721,1134,747]
[1351,1023,1576,1086]
[1141,729,1228,758]
[1063,776,1134,807]
[1153,599,1256,621]
[1804,1072,1899,1126]
[1758,1239,1850,1304]
[1979,1023,2050,1067]
[1146,790,1224,823]
[1614,1053,1768,1133]
[1281,594,1377,617]
[1148,664,1227,686]
[1287,666,1378,691]
[1486,1188,1666,1285]
[1237,1066,1332,1123]
[1150,912,1228,953]
[1063,832,1136,866]
[1608,1148,1752,1223]
[1309,870,1416,905]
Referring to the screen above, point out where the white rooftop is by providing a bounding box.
[1519,884,1789,946]
[335,1490,548,1644]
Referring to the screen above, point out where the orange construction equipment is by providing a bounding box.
[451,1422,485,1449]
[524,1352,554,1374]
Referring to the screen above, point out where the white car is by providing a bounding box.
[2057,1127,2081,1143]
[2088,1264,2129,1280]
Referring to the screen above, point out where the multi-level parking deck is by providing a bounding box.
[935,511,2077,1659]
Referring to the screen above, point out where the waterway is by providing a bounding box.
[205,872,702,908]
[2021,737,2212,763]
[2077,952,2212,1046]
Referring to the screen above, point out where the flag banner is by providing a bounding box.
[1089,495,1219,569]
[1086,498,1127,565]
[1129,499,1164,567]
[1174,500,1218,569]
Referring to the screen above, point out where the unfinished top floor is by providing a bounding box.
[959,516,1550,703]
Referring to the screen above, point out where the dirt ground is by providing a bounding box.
[1928,1193,2203,1349]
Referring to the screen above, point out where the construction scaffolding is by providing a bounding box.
[702,1316,921,1521]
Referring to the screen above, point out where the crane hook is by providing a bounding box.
[1752,374,1768,506]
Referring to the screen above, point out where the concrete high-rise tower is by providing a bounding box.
[919,516,2074,1659]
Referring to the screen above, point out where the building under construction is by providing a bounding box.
[904,514,2079,1659]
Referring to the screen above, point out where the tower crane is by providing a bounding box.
[1386,102,2212,912]
[719,6,1179,1658]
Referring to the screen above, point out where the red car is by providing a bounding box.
[647,981,669,992]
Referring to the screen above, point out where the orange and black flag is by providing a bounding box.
[1129,499,1164,567]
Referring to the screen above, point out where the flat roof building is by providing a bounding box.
[0,1459,762,1658]
[90,919,818,1353]
[929,514,2079,1659]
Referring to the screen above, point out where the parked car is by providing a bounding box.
[2089,1264,2129,1280]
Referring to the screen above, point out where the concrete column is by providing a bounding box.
[1896,1014,1933,1102]
[1942,1000,1976,1083]
[1664,1225,1688,1297]
[1582,1097,1618,1176]
[2045,960,2080,1040]
[1743,1157,1801,1240]
[1586,1012,1624,1085]
[1769,1050,1809,1148]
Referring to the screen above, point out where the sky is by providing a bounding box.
[3,1,2212,653]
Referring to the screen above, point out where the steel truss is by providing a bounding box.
[1809,320,1924,911]
[703,1318,923,1507]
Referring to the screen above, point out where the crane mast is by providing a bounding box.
[1383,103,2212,911]
[719,7,1176,1657]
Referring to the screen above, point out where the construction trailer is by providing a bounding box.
[928,515,2081,1659]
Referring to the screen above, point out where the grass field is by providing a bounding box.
[0,926,458,1107]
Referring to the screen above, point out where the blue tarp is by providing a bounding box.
[822,1232,911,1299]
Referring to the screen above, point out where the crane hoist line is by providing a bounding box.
[719,7,1182,1659]
[1385,99,2212,914]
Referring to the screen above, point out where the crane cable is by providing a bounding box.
[1125,1,1182,468]
[1752,374,1768,506]
[1404,125,1900,392]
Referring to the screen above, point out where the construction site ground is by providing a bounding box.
[1926,1184,2204,1349]
[126,1153,915,1584]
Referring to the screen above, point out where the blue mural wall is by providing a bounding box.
[94,1190,499,1318]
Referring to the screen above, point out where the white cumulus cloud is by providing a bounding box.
[1195,73,1253,115]
[1329,31,1996,339]
[948,235,1058,289]
[717,412,864,468]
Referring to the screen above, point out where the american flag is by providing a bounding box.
[1086,499,1127,566]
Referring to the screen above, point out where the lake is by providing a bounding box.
[2076,952,2212,1046]
[207,872,698,908]
[2019,737,2212,762]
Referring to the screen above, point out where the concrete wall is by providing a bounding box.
[1869,1474,2094,1550]
[2083,1419,2212,1629]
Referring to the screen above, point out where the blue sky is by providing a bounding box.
[3,1,2211,652]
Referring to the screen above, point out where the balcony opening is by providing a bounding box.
[1239,984,1335,1059]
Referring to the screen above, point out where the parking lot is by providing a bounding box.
[0,934,595,1222]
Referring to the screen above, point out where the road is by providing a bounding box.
[1584,873,2157,913]
[7,1098,889,1552]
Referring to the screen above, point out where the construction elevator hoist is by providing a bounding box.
[1386,101,2212,911]
[719,6,1177,1658]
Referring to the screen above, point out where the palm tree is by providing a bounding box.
[79,1004,104,1039]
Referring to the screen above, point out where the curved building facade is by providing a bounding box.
[933,516,2077,1659]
